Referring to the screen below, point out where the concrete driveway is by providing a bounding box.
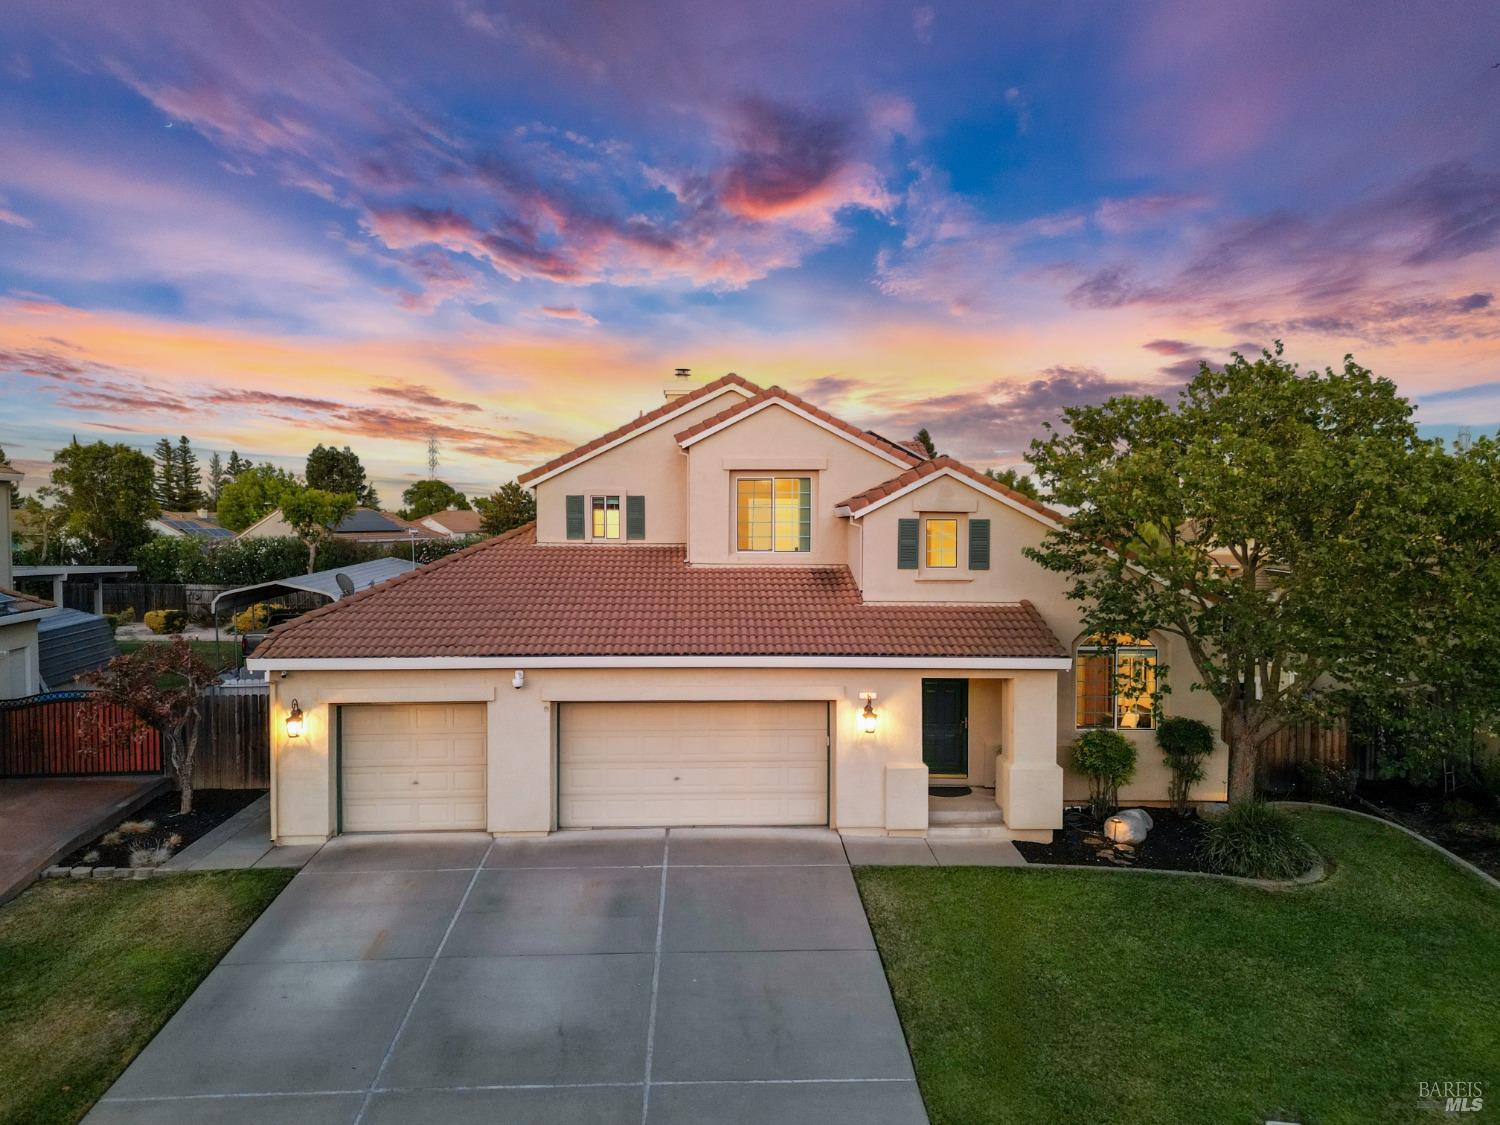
[89,828,927,1124]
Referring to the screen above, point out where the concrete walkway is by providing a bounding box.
[161,795,319,872]
[0,776,169,903]
[89,828,926,1124]
[841,833,1026,867]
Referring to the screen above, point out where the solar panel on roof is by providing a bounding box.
[337,509,403,532]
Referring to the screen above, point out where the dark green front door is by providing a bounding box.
[922,679,969,776]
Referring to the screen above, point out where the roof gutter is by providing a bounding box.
[248,654,1072,672]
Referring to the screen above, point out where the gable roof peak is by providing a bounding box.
[672,384,922,466]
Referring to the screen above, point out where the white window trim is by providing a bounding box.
[1073,642,1159,731]
[735,474,811,554]
[922,516,960,570]
[589,493,623,541]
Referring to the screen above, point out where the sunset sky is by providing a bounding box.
[2,1,1498,503]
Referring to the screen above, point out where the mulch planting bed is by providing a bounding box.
[1015,805,1214,872]
[61,788,265,869]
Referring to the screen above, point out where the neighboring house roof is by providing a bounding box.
[254,524,1065,662]
[211,556,417,616]
[673,386,923,468]
[420,509,482,535]
[517,372,760,485]
[0,586,54,623]
[37,608,117,688]
[0,459,21,481]
[835,455,1064,526]
[237,507,444,541]
[152,511,235,539]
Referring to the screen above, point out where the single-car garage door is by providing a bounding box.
[340,703,487,832]
[559,701,828,827]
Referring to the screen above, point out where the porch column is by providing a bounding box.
[51,574,64,606]
[93,577,105,616]
[1000,671,1064,832]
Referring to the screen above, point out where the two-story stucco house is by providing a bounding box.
[249,373,1227,845]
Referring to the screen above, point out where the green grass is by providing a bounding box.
[857,810,1499,1125]
[117,639,243,672]
[0,871,292,1124]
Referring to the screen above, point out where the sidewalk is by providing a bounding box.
[162,794,320,872]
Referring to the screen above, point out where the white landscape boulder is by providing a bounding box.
[1103,808,1155,846]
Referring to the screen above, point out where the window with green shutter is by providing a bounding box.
[565,495,585,540]
[897,518,919,569]
[968,518,991,570]
[626,495,646,540]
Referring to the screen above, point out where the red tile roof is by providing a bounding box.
[836,456,1064,524]
[517,373,760,484]
[254,523,1064,661]
[673,386,924,465]
[0,586,53,615]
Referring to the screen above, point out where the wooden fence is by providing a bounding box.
[1252,715,1352,791]
[0,691,162,776]
[62,582,238,618]
[194,686,270,789]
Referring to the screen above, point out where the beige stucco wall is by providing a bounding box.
[533,390,751,545]
[266,663,1064,844]
[0,619,40,699]
[682,405,909,566]
[857,482,1228,803]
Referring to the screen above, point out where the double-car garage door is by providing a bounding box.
[338,700,829,832]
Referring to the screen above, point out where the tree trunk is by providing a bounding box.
[178,771,194,816]
[307,540,318,574]
[1224,709,1257,803]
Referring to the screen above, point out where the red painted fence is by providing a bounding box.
[0,691,163,777]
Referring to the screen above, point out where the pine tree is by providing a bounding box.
[206,452,227,508]
[225,450,251,478]
[152,437,178,509]
[173,436,203,509]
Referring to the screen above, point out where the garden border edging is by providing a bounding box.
[1270,800,1500,892]
[1017,855,1326,890]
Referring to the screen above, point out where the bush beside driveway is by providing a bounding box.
[857,810,1500,1125]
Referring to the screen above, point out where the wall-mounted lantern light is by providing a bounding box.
[285,699,305,739]
[859,691,879,734]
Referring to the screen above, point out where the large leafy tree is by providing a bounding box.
[475,480,535,535]
[400,479,470,520]
[1026,345,1436,802]
[216,463,296,531]
[50,440,159,563]
[281,485,357,572]
[82,638,221,814]
[306,443,378,508]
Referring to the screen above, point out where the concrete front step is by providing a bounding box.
[929,809,1007,826]
[927,824,1024,841]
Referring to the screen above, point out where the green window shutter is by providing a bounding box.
[797,477,811,552]
[565,495,585,540]
[626,494,646,540]
[897,518,919,569]
[969,518,991,570]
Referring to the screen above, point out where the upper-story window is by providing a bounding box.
[591,495,621,539]
[1075,636,1157,730]
[736,476,810,552]
[924,518,958,568]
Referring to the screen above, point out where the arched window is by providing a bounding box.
[1074,636,1157,730]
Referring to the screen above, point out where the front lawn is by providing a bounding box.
[0,871,292,1124]
[857,810,1499,1124]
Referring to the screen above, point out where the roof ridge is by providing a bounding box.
[517,373,762,484]
[672,385,922,464]
[254,522,536,655]
[836,454,1064,524]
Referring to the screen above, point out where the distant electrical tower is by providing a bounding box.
[426,436,440,478]
[1455,425,1473,453]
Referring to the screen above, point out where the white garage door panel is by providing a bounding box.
[341,703,487,832]
[559,701,828,827]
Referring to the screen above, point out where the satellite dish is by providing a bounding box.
[335,573,356,597]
